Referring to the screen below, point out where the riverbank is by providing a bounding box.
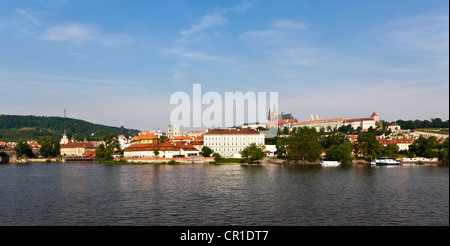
[5,157,443,166]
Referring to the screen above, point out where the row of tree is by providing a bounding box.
[13,134,120,160]
[272,127,449,165]
[14,135,60,159]
[395,118,449,129]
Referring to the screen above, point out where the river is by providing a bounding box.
[0,163,448,226]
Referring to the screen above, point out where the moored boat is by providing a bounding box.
[371,157,400,166]
[321,160,341,167]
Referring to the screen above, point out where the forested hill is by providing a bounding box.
[0,115,140,142]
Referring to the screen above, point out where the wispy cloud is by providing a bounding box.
[0,69,143,88]
[232,0,257,12]
[168,1,256,62]
[0,9,42,38]
[165,47,227,62]
[179,13,228,41]
[35,0,68,10]
[38,23,133,46]
[383,13,449,55]
[15,9,40,25]
[165,1,256,81]
[240,19,318,67]
[39,23,95,42]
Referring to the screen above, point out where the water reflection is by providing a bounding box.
[0,163,447,225]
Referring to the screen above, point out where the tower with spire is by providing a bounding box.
[168,121,173,138]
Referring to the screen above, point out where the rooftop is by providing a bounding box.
[378,138,414,144]
[134,132,158,141]
[296,118,345,124]
[61,142,95,148]
[205,128,261,135]
[343,118,374,123]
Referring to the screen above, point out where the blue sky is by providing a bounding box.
[0,0,448,131]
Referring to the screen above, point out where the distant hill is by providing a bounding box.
[0,115,140,142]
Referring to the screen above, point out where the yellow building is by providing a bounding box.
[60,142,95,156]
[132,132,160,145]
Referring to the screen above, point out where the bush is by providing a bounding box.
[240,143,265,164]
[213,153,221,162]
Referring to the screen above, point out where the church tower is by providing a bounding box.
[371,112,379,122]
[268,105,278,122]
[168,121,173,138]
[173,123,181,137]
[60,130,69,145]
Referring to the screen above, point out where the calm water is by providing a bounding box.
[0,163,448,226]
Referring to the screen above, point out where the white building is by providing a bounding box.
[294,118,345,132]
[387,123,401,133]
[342,112,379,130]
[204,128,265,158]
[60,132,69,145]
[264,145,277,157]
[377,138,414,151]
[168,122,181,138]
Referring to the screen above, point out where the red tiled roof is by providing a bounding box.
[190,140,204,145]
[276,119,297,124]
[172,141,198,151]
[378,138,414,144]
[296,118,344,124]
[205,129,261,135]
[172,136,192,140]
[344,118,373,123]
[125,143,178,152]
[124,142,199,152]
[61,142,95,148]
[371,112,378,117]
[135,132,158,141]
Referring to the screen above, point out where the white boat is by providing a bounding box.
[321,160,341,167]
[370,157,400,166]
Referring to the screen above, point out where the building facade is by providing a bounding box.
[204,128,265,158]
[294,118,345,132]
[123,142,199,158]
[377,138,414,151]
[60,142,96,156]
[123,131,200,158]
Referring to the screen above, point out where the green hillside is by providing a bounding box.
[0,115,140,142]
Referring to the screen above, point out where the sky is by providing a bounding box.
[0,0,448,131]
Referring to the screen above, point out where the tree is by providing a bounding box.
[39,136,60,158]
[438,138,449,165]
[201,146,213,157]
[325,141,353,166]
[286,127,322,163]
[240,143,266,164]
[275,137,287,158]
[213,153,222,162]
[382,143,399,157]
[356,128,381,160]
[159,135,168,143]
[15,142,35,158]
[321,133,348,150]
[95,133,120,161]
[153,150,160,157]
[409,136,440,158]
